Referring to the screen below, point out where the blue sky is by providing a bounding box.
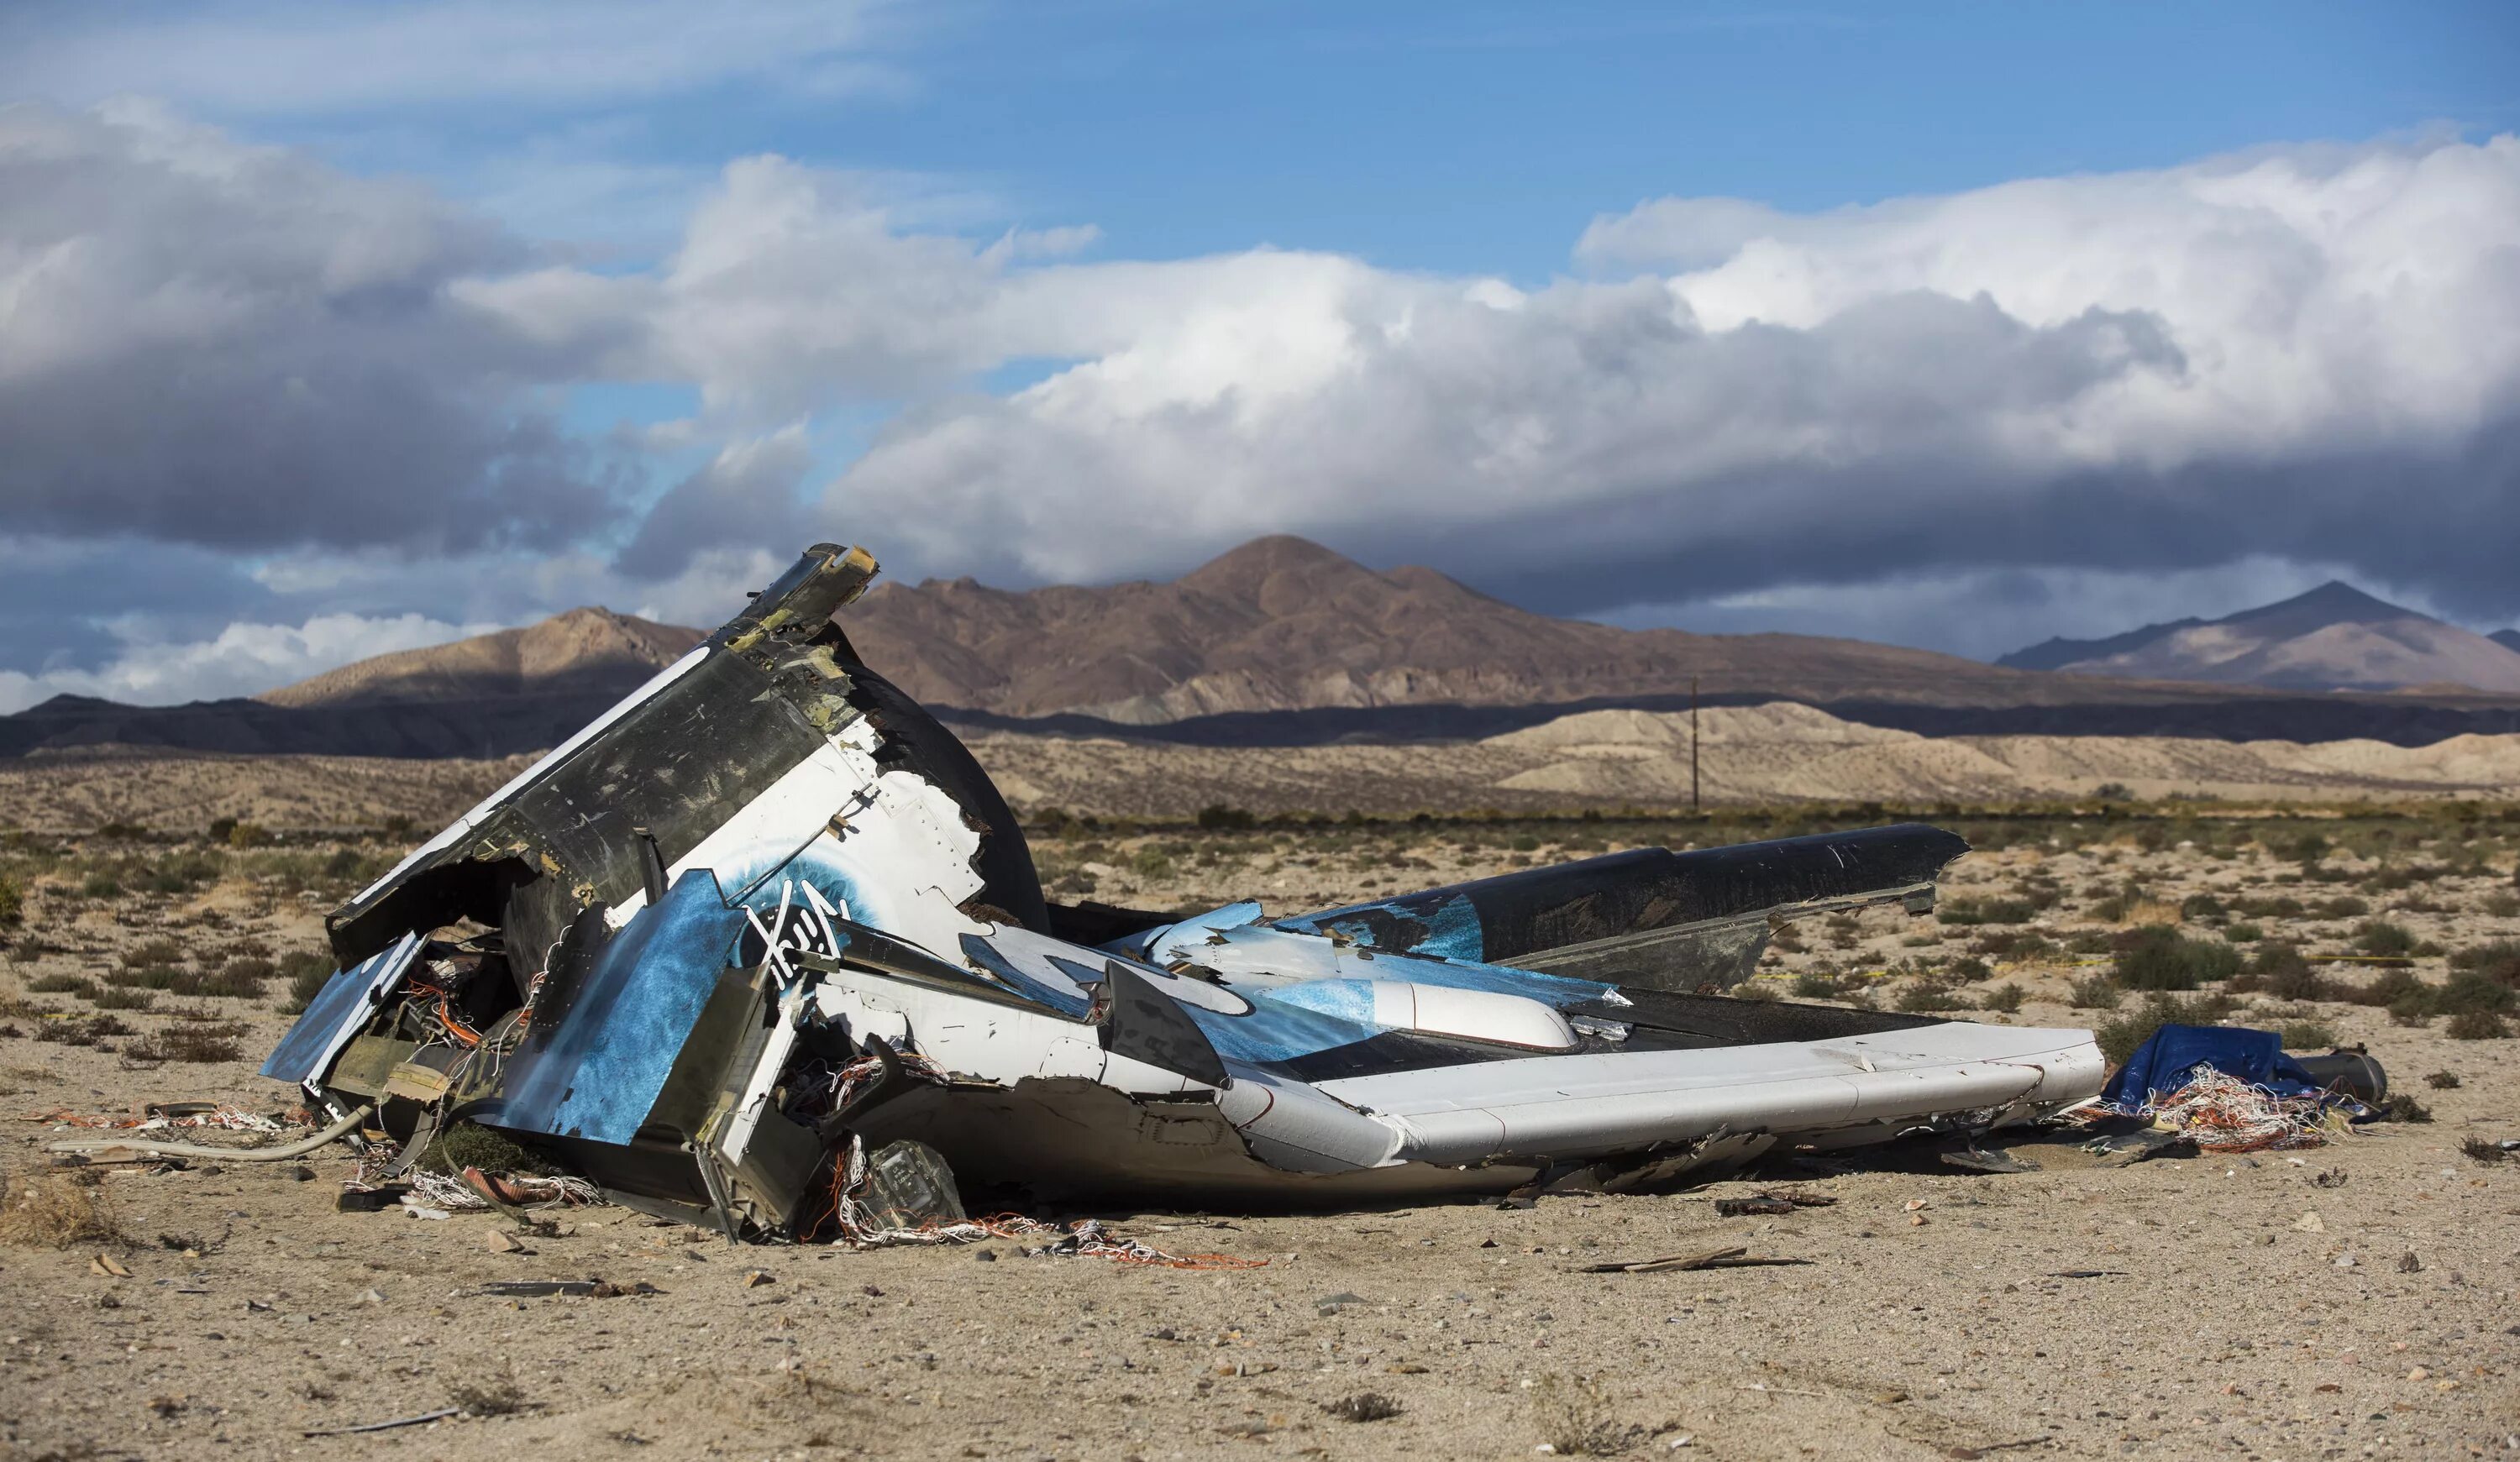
[1,2,2517,705]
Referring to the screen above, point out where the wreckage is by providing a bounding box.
[261,543,2105,1237]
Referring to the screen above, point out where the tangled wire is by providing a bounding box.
[29,1104,292,1134]
[2129,1068,2356,1153]
[825,1134,1264,1271]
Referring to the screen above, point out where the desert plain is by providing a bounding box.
[0,742,2516,1461]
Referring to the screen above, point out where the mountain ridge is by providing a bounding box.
[12,540,2520,760]
[1997,580,2520,694]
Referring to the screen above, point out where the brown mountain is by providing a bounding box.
[12,538,2520,761]
[838,535,2051,723]
[259,607,702,708]
[1999,581,2520,694]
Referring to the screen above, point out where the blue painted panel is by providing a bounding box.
[259,933,423,1084]
[490,870,751,1145]
[1182,988,1381,1064]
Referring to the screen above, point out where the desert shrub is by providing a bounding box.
[1194,804,1257,831]
[2223,922,2262,943]
[126,1024,244,1063]
[1790,970,1844,1000]
[1979,983,2026,1014]
[2278,1020,2338,1050]
[0,878,20,928]
[2445,1010,2511,1040]
[2344,967,2423,1008]
[2066,974,2122,1009]
[2482,892,2520,918]
[1945,956,1994,983]
[416,1122,556,1177]
[2436,970,2517,1014]
[185,957,270,999]
[2315,895,2370,920]
[1941,899,2034,926]
[1895,984,1966,1014]
[79,872,123,899]
[24,973,92,996]
[2179,893,2226,922]
[2353,920,2416,957]
[2231,942,2329,1000]
[2113,926,2239,991]
[1128,847,1173,878]
[2096,991,2238,1067]
[1324,1392,1404,1423]
[2092,783,2132,802]
[89,987,154,1011]
[0,1167,124,1249]
[1969,931,2055,960]
[2449,939,2520,976]
[2423,1071,2461,1089]
[120,937,185,971]
[225,821,274,849]
[1525,1374,1636,1458]
[277,952,333,1014]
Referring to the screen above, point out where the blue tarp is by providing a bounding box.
[2099,1023,2322,1109]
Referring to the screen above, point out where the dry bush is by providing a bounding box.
[0,1166,126,1249]
[125,1023,244,1063]
[1527,1373,1639,1456]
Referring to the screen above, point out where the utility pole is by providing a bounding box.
[1690,674,1700,810]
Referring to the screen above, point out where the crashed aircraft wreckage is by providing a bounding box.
[261,543,2105,1238]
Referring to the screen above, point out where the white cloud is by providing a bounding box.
[0,100,628,554]
[0,612,497,715]
[456,131,2520,614]
[11,104,2520,685]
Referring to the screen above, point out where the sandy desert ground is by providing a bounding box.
[15,703,2520,839]
[1,783,2517,1459]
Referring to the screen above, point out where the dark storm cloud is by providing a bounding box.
[0,102,631,556]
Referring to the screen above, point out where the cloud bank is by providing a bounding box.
[4,100,2517,705]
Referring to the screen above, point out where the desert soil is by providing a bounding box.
[16,700,2520,841]
[1,796,2516,1460]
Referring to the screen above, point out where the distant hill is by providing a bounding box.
[11,542,2520,760]
[843,535,2075,722]
[1998,581,2520,694]
[259,607,701,708]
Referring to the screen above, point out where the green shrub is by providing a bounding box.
[1895,985,1965,1014]
[24,973,92,995]
[2223,922,2262,943]
[2315,895,2370,920]
[2435,971,2516,1014]
[90,987,155,1011]
[277,951,333,1014]
[2066,974,2122,1009]
[2179,893,2225,921]
[1979,983,2026,1014]
[1790,970,1843,1000]
[2344,967,2423,1008]
[0,877,21,928]
[2278,1020,2338,1050]
[2096,991,2239,1067]
[2444,1009,2510,1040]
[2353,920,2416,957]
[2113,926,2239,991]
[1941,899,2034,927]
[1945,956,1993,983]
